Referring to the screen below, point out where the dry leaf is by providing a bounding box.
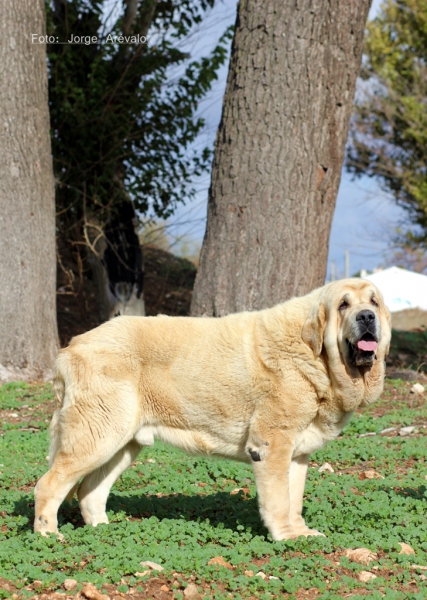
[140,560,163,571]
[230,487,250,495]
[358,571,377,583]
[399,542,415,555]
[358,469,384,480]
[208,556,233,570]
[81,583,110,600]
[343,548,378,565]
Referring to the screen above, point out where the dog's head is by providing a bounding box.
[302,278,391,369]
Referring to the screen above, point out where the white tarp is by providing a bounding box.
[363,266,427,313]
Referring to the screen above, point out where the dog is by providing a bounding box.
[34,278,391,540]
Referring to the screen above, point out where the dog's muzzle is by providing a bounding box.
[346,309,379,366]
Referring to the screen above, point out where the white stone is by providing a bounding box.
[318,462,334,473]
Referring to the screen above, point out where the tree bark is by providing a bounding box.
[0,0,58,380]
[191,0,372,317]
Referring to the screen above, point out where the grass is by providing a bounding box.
[1,380,427,598]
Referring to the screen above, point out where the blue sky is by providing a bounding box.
[163,0,407,277]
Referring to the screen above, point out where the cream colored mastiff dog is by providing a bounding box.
[35,278,391,540]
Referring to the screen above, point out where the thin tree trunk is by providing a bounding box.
[191,0,372,317]
[0,0,58,380]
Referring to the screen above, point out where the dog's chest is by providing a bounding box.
[292,412,351,458]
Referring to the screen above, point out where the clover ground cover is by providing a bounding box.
[1,380,427,599]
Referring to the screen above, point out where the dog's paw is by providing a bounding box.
[34,514,63,540]
[269,526,297,541]
[294,527,326,538]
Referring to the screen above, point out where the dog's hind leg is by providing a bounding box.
[34,408,135,536]
[77,440,142,526]
[34,450,96,536]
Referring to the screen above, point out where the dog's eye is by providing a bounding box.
[371,298,378,307]
[339,300,348,310]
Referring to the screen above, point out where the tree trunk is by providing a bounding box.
[0,0,58,380]
[191,0,372,317]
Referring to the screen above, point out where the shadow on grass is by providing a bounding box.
[14,490,265,535]
[388,484,427,501]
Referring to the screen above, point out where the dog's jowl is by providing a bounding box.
[34,278,391,540]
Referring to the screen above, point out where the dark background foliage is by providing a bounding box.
[47,0,230,291]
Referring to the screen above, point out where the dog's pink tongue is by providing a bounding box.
[357,340,378,352]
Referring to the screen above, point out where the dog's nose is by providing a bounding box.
[356,309,375,324]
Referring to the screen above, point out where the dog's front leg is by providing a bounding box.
[289,453,325,537]
[250,429,296,541]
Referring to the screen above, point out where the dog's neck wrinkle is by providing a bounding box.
[325,352,385,411]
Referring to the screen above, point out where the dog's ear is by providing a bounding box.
[302,303,326,357]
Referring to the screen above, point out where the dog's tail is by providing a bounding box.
[49,367,65,469]
[49,358,80,504]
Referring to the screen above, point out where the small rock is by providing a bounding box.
[140,560,163,572]
[244,570,254,577]
[33,580,43,588]
[269,575,280,580]
[63,579,78,591]
[399,542,415,555]
[380,427,396,434]
[358,470,384,480]
[399,426,416,436]
[183,583,201,599]
[411,383,425,395]
[134,571,150,577]
[358,571,377,583]
[81,583,110,600]
[420,574,427,581]
[10,413,18,418]
[343,548,378,565]
[207,556,233,570]
[318,462,334,473]
[145,458,156,463]
[256,571,267,580]
[359,432,376,438]
[160,585,169,592]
